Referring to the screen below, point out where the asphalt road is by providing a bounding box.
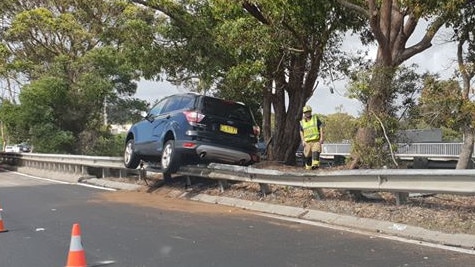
[1,170,474,267]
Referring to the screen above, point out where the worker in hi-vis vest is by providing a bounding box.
[299,105,324,170]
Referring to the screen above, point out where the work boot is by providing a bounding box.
[311,159,320,170]
[305,157,312,170]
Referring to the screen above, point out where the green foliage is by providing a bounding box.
[79,128,126,157]
[339,0,470,168]
[0,100,28,143]
[348,64,423,117]
[320,113,358,143]
[90,133,127,157]
[28,123,75,153]
[419,76,464,127]
[441,126,463,142]
[352,112,400,168]
[107,98,149,125]
[0,0,152,154]
[415,75,475,143]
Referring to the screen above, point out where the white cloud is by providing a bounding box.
[134,79,184,103]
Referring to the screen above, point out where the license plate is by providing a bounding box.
[220,124,237,134]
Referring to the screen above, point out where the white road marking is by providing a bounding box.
[1,170,116,191]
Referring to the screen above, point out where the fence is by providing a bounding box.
[322,142,474,158]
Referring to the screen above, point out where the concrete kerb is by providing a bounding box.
[187,193,475,251]
[80,178,142,191]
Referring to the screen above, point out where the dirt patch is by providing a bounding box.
[97,184,248,216]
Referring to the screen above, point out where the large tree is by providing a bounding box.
[0,0,151,153]
[131,0,365,164]
[450,3,475,169]
[337,0,469,168]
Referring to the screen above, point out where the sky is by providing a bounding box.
[134,24,457,117]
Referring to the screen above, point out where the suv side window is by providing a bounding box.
[162,95,183,113]
[180,95,196,110]
[149,97,169,116]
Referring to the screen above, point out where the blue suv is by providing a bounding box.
[124,93,260,174]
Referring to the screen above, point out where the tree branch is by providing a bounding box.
[398,16,445,64]
[336,0,370,18]
[371,111,398,167]
[242,1,270,25]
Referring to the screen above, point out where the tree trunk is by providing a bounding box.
[351,65,396,168]
[267,82,303,165]
[456,126,474,169]
[272,91,304,165]
[264,47,321,165]
[261,74,273,158]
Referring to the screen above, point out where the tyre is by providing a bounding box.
[124,139,140,169]
[161,140,179,175]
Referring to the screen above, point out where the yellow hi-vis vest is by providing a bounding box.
[300,114,320,142]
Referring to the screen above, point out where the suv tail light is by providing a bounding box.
[183,111,205,124]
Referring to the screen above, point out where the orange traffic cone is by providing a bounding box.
[65,223,87,267]
[0,206,8,232]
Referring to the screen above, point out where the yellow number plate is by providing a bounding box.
[220,124,237,134]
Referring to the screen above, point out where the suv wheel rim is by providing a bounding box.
[162,143,172,169]
[124,142,132,164]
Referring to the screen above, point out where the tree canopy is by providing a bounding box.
[0,0,150,153]
[0,0,473,166]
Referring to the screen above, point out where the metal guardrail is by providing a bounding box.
[1,148,474,204]
[18,152,124,168]
[0,152,131,178]
[178,163,475,195]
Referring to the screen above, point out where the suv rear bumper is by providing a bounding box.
[196,144,251,164]
[175,140,258,165]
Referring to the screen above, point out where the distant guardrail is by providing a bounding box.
[0,152,131,178]
[322,142,474,159]
[1,151,474,205]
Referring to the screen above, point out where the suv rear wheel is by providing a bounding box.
[124,139,140,169]
[161,140,179,175]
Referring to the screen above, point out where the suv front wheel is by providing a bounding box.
[161,140,179,175]
[124,139,140,169]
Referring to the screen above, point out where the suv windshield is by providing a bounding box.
[202,97,253,122]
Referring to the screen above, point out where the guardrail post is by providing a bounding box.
[394,192,409,205]
[259,183,271,196]
[218,179,229,193]
[102,168,110,178]
[139,166,147,182]
[81,166,87,176]
[312,188,324,200]
[185,176,192,188]
[119,169,127,179]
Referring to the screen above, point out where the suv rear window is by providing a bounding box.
[202,97,253,123]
